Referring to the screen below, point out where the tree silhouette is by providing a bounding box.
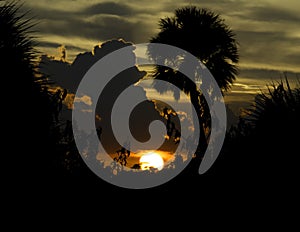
[147,6,239,173]
[114,146,130,166]
[219,77,300,184]
[245,78,300,156]
[0,1,64,182]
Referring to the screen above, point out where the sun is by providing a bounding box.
[139,152,164,171]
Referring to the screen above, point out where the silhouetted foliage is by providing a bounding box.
[4,1,298,195]
[148,6,239,175]
[219,78,300,183]
[0,1,68,182]
[114,146,130,166]
[149,6,239,91]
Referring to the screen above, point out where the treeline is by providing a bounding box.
[2,2,299,193]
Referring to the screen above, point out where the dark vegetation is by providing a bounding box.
[2,2,298,195]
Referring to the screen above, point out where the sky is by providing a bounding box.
[22,0,300,114]
[22,0,300,70]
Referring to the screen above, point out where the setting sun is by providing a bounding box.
[139,152,164,171]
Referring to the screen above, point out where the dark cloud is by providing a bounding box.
[37,15,152,43]
[239,68,300,83]
[37,41,85,51]
[22,0,300,73]
[25,4,155,43]
[82,2,137,16]
[152,1,300,72]
[39,39,137,92]
[240,68,286,80]
[283,53,300,67]
[237,30,286,55]
[245,6,300,23]
[162,0,249,14]
[236,30,300,70]
[189,0,238,4]
[39,39,181,155]
[23,5,72,21]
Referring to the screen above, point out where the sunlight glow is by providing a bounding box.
[139,152,164,171]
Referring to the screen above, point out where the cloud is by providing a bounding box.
[37,41,85,51]
[39,39,162,154]
[22,0,300,73]
[82,2,137,16]
[239,68,300,82]
[25,4,156,47]
[244,6,300,23]
[283,53,300,68]
[74,95,92,106]
[235,30,300,72]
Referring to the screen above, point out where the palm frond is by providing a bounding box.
[148,6,239,94]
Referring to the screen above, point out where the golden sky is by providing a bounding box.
[22,0,300,116]
[22,0,300,73]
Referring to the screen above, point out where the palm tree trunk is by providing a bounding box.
[183,88,208,176]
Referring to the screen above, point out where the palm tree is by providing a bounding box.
[0,1,62,180]
[147,6,239,172]
[246,78,300,147]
